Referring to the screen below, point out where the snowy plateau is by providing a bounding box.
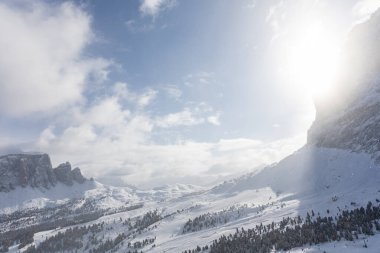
[3,8,380,253]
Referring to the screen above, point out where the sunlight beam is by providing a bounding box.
[286,22,341,101]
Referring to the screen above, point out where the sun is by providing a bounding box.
[283,22,341,101]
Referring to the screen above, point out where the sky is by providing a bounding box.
[0,0,379,189]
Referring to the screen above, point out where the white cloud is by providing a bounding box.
[36,96,153,164]
[31,88,305,188]
[138,89,158,108]
[0,1,110,117]
[37,117,305,188]
[114,82,157,108]
[155,109,204,128]
[206,136,305,178]
[139,0,176,17]
[125,19,155,33]
[163,85,182,100]
[81,97,131,127]
[155,104,220,128]
[184,72,215,87]
[125,19,137,32]
[352,0,380,23]
[207,113,221,126]
[245,0,257,9]
[0,0,308,189]
[265,0,285,42]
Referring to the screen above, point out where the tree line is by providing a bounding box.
[184,201,380,253]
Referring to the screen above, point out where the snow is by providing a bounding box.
[290,234,380,253]
[0,180,139,214]
[4,147,380,252]
[136,183,207,201]
[125,147,380,252]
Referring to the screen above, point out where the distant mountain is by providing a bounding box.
[0,153,86,192]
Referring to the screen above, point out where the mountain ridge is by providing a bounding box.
[307,9,380,161]
[0,153,86,192]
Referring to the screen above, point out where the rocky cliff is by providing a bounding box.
[0,153,86,192]
[307,9,380,160]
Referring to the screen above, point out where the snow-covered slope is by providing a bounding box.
[212,146,380,198]
[137,184,207,201]
[4,146,380,253]
[0,180,140,214]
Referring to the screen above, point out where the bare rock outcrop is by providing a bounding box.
[0,153,86,192]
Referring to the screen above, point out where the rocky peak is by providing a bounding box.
[54,162,86,185]
[0,153,86,192]
[307,9,380,160]
[71,167,86,184]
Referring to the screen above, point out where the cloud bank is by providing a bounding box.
[36,88,305,188]
[139,0,176,17]
[0,0,307,189]
[0,1,110,116]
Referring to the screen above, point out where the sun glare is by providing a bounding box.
[284,22,341,101]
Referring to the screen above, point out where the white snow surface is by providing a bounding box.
[4,146,380,252]
[0,180,139,214]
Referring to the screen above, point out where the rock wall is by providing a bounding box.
[307,9,380,160]
[0,153,86,192]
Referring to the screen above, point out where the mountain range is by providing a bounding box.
[0,153,86,192]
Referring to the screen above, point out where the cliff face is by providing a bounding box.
[307,10,380,160]
[0,153,86,192]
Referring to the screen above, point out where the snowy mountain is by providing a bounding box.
[2,9,380,253]
[0,153,86,192]
[308,9,380,159]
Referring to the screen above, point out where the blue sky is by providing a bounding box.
[0,0,379,188]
